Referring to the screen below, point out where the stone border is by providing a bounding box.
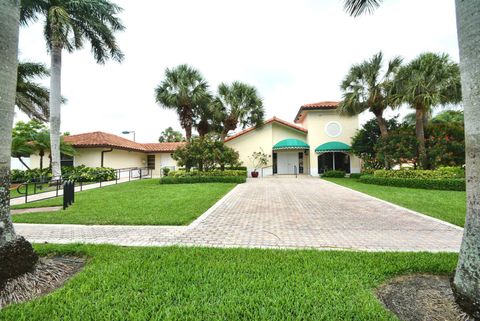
[321,179,464,231]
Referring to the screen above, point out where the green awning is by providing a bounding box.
[315,141,350,153]
[273,138,309,150]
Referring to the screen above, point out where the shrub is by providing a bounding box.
[359,175,465,191]
[373,167,464,179]
[11,166,117,183]
[159,176,246,184]
[162,167,171,177]
[168,169,247,177]
[322,170,346,178]
[349,173,362,179]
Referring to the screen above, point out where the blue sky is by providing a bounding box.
[16,0,459,142]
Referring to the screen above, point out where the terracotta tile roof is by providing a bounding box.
[224,117,307,142]
[294,101,340,123]
[63,132,184,153]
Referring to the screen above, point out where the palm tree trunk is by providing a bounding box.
[17,157,30,170]
[415,108,427,169]
[185,125,192,141]
[49,41,63,180]
[452,0,480,318]
[39,150,44,170]
[0,0,20,247]
[374,112,388,137]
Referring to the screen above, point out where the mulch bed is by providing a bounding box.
[376,274,474,321]
[0,256,85,309]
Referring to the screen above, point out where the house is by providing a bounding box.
[28,100,360,177]
[225,101,361,176]
[29,131,183,177]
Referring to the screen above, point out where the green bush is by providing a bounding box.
[322,170,346,178]
[373,167,464,179]
[159,176,246,184]
[349,173,362,179]
[169,169,247,178]
[11,166,116,183]
[162,167,171,177]
[359,175,465,191]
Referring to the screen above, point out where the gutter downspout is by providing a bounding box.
[101,148,113,167]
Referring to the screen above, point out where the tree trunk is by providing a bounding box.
[452,0,480,318]
[415,108,427,169]
[0,0,20,247]
[185,125,192,141]
[39,150,44,170]
[17,157,30,170]
[49,41,63,180]
[374,112,388,137]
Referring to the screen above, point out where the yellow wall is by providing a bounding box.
[302,110,361,174]
[225,122,308,176]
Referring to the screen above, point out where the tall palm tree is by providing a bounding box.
[11,136,34,170]
[343,0,480,317]
[20,0,125,180]
[212,81,265,141]
[1,0,21,248]
[16,62,50,122]
[155,64,210,141]
[339,51,402,137]
[394,53,461,169]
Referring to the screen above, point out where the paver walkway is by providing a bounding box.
[14,177,463,252]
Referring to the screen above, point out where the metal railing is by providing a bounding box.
[11,167,152,204]
[294,165,298,178]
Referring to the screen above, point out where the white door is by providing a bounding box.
[277,152,299,174]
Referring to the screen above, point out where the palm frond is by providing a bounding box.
[343,0,383,17]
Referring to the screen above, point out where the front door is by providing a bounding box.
[277,152,299,174]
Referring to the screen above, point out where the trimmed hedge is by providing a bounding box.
[322,170,346,178]
[168,169,247,178]
[159,176,246,184]
[359,175,465,191]
[349,173,362,179]
[11,166,117,183]
[373,167,464,179]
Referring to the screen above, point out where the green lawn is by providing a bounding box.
[324,178,466,227]
[10,182,52,198]
[0,244,458,321]
[12,179,236,225]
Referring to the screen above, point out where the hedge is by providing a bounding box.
[349,173,362,179]
[359,175,465,191]
[168,169,247,178]
[322,170,346,178]
[159,176,246,184]
[373,167,464,179]
[11,166,117,183]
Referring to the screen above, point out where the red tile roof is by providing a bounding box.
[63,132,184,153]
[294,101,340,123]
[224,117,307,142]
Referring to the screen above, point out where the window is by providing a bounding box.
[147,155,155,169]
[325,121,342,137]
[60,153,74,167]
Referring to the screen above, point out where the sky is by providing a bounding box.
[16,0,459,143]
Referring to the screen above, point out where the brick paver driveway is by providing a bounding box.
[15,177,463,251]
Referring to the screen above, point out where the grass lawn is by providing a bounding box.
[324,178,466,227]
[12,179,236,225]
[10,182,52,198]
[0,244,458,321]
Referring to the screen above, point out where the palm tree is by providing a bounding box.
[1,0,21,248]
[212,81,265,141]
[343,0,480,317]
[11,136,34,170]
[394,53,461,169]
[16,62,50,122]
[155,65,210,140]
[194,96,214,137]
[20,0,125,180]
[339,52,402,137]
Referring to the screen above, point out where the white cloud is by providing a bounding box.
[16,0,459,142]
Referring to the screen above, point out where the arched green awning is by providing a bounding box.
[273,138,309,150]
[315,141,350,153]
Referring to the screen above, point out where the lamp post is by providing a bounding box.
[122,130,135,142]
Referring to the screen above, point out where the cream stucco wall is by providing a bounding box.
[302,110,361,174]
[226,122,308,176]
